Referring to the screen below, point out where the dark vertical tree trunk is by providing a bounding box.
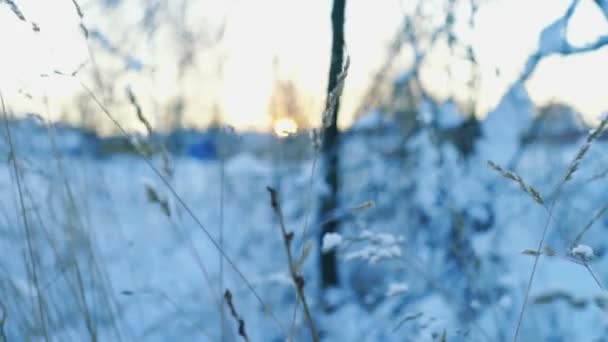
[319,0,346,290]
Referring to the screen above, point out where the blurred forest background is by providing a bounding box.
[1,0,608,132]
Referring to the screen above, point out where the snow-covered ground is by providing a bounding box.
[1,95,608,341]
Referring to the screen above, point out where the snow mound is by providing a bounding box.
[322,232,343,253]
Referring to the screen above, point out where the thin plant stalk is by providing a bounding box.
[1,92,51,341]
[512,115,608,341]
[219,157,226,341]
[267,187,319,342]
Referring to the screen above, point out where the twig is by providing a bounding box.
[70,0,88,38]
[224,289,250,342]
[267,187,319,342]
[3,0,40,32]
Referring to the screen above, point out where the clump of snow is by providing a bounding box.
[386,282,409,297]
[570,244,594,261]
[322,232,343,253]
[341,230,405,264]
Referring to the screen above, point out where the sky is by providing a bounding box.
[0,0,608,134]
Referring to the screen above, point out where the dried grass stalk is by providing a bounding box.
[224,289,250,342]
[487,160,544,205]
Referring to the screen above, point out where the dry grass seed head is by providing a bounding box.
[486,160,544,205]
[564,115,608,182]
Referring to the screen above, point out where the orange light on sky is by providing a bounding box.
[273,117,298,137]
[0,0,607,134]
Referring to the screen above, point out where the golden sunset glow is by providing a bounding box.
[0,0,607,132]
[273,117,298,137]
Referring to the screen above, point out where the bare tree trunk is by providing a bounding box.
[319,0,346,290]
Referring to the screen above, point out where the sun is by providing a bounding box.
[273,117,298,137]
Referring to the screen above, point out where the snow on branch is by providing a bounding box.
[520,0,608,82]
[594,0,608,20]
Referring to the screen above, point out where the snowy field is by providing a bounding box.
[2,86,608,342]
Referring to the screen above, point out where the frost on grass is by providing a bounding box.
[358,230,404,245]
[322,232,343,253]
[569,244,594,262]
[343,231,404,264]
[487,160,544,205]
[344,245,401,264]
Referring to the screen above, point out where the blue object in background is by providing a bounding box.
[186,138,218,160]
